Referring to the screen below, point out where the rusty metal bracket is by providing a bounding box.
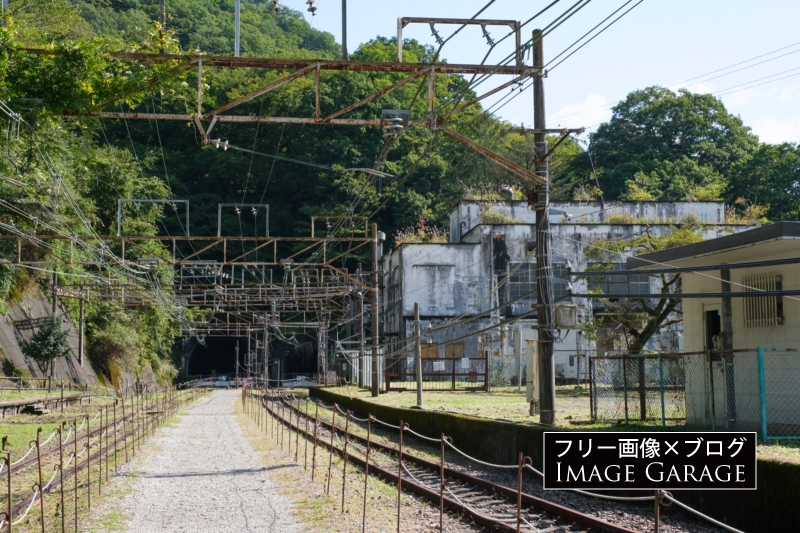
[439,127,546,186]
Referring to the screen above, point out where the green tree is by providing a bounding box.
[20,315,71,375]
[728,142,800,221]
[576,87,759,201]
[585,226,705,353]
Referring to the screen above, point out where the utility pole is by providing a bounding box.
[533,29,556,425]
[235,341,240,382]
[246,327,251,380]
[371,224,380,397]
[341,0,348,60]
[52,269,57,378]
[1,0,8,29]
[264,317,270,384]
[358,291,365,388]
[414,303,423,407]
[78,281,84,366]
[160,0,167,52]
[234,0,241,57]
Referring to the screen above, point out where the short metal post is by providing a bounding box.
[105,406,110,482]
[758,347,767,441]
[35,428,45,533]
[327,407,337,495]
[654,489,661,533]
[658,353,666,428]
[312,402,319,481]
[122,399,129,462]
[397,421,404,533]
[708,351,717,432]
[516,453,523,533]
[304,398,310,470]
[440,434,445,532]
[341,411,352,512]
[86,415,91,510]
[59,425,65,533]
[73,419,78,532]
[5,451,11,533]
[361,416,372,533]
[622,354,629,425]
[113,402,118,473]
[295,400,300,463]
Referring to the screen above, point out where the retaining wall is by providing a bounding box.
[309,388,800,533]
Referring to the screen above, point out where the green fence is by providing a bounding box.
[590,349,800,440]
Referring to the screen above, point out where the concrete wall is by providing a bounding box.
[0,286,98,386]
[450,200,727,243]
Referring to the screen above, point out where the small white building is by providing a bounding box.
[629,222,800,436]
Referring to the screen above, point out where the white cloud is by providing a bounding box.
[750,117,800,144]
[549,94,612,130]
[779,85,800,102]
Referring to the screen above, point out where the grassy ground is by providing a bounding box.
[322,385,592,426]
[240,394,483,533]
[313,386,800,464]
[0,387,197,533]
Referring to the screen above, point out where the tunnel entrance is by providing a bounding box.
[187,337,247,377]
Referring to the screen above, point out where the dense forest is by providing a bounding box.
[0,0,798,380]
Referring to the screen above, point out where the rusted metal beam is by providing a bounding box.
[500,127,584,136]
[23,49,534,75]
[68,111,381,126]
[205,63,318,117]
[323,69,428,122]
[175,239,223,263]
[439,127,546,186]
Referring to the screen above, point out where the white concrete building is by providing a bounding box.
[380,200,743,389]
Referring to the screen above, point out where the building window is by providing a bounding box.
[743,273,784,328]
[445,343,464,359]
[587,263,650,295]
[508,261,570,302]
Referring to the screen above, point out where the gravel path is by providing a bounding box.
[108,390,306,533]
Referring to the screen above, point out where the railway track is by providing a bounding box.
[258,391,639,533]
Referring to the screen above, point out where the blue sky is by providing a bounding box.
[291,0,800,144]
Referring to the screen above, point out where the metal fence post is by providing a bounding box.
[622,354,629,425]
[312,402,319,482]
[708,351,717,432]
[658,352,666,428]
[35,428,45,533]
[341,411,350,513]
[326,407,337,495]
[396,420,404,533]
[758,347,767,441]
[362,416,372,533]
[5,451,11,533]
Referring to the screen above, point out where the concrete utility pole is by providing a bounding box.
[1,0,8,29]
[52,270,57,378]
[234,0,241,57]
[533,29,556,425]
[371,224,380,397]
[263,317,269,383]
[235,340,240,380]
[160,0,167,54]
[246,327,251,380]
[341,0,348,60]
[358,291,365,388]
[414,303,423,407]
[78,281,84,366]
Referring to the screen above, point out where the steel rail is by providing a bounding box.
[266,394,637,533]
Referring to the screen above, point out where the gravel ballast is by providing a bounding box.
[106,389,306,533]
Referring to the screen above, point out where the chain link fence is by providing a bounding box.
[590,349,800,440]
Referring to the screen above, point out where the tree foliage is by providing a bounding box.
[585,226,706,353]
[20,315,71,375]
